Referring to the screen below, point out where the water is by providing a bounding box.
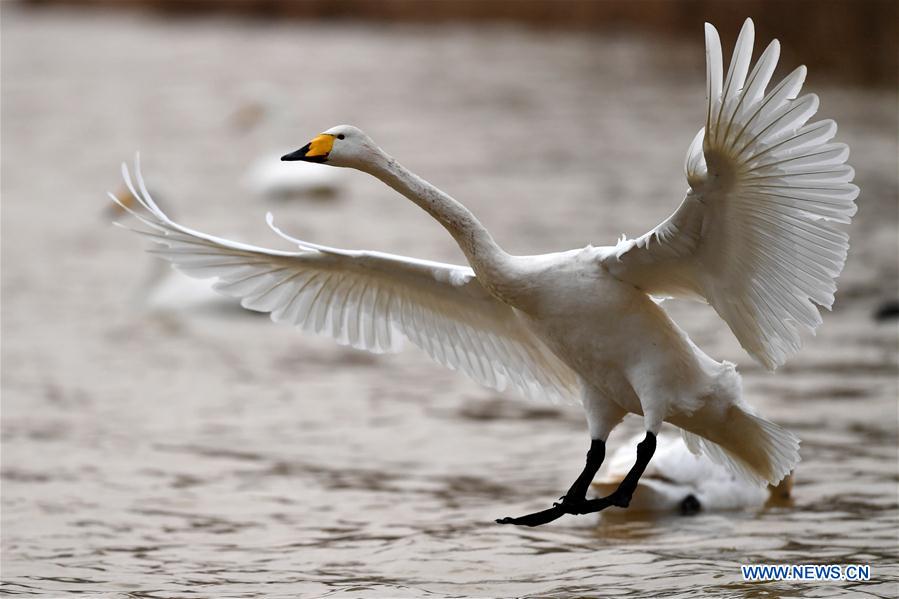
[2,6,897,597]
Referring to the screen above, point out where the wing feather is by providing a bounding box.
[605,19,857,369]
[113,158,580,403]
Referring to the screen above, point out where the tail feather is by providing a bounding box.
[682,408,800,486]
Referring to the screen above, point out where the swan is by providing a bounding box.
[111,19,856,526]
[243,153,342,201]
[232,84,344,201]
[592,431,793,515]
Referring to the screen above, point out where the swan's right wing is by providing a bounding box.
[112,160,580,404]
[605,19,857,369]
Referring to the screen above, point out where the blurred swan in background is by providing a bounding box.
[593,430,793,515]
[107,187,240,313]
[112,19,855,526]
[243,153,342,201]
[233,84,344,201]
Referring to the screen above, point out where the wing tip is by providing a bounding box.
[704,22,722,50]
[704,22,721,47]
[736,17,755,46]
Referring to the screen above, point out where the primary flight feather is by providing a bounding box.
[112,19,856,526]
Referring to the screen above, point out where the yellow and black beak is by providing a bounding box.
[281,133,334,163]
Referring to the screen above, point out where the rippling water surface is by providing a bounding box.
[2,6,897,597]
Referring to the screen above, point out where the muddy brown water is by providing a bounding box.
[2,6,897,598]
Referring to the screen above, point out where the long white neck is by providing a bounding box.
[361,150,516,292]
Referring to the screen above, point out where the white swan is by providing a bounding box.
[592,431,793,515]
[111,19,856,526]
[232,85,344,201]
[243,153,342,201]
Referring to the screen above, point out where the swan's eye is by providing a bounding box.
[337,134,345,140]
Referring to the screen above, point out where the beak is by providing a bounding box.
[281,133,334,163]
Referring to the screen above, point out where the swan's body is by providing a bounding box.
[112,19,856,526]
[593,431,793,514]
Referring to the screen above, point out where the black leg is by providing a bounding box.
[573,431,657,514]
[496,432,657,526]
[495,439,605,527]
[494,504,568,527]
[560,439,606,508]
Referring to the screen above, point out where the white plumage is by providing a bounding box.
[112,19,855,522]
[607,22,856,370]
[116,167,577,404]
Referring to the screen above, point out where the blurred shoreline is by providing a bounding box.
[17,0,898,87]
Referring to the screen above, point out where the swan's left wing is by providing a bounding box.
[604,19,857,370]
[112,160,580,404]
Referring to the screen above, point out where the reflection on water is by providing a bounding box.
[2,5,898,598]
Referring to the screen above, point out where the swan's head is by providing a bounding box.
[281,125,378,169]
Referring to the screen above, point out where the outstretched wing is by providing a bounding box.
[604,19,858,370]
[112,158,580,404]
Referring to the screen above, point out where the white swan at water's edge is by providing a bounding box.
[110,18,856,526]
[231,84,345,201]
[592,430,793,515]
[243,153,343,202]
